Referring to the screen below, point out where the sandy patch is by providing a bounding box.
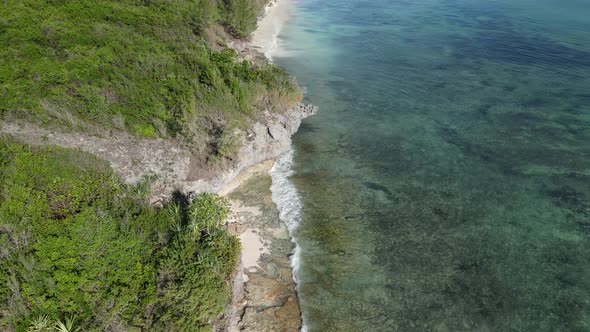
[240,229,270,270]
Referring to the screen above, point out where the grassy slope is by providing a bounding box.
[0,0,301,158]
[0,138,240,331]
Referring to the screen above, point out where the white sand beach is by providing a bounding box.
[250,0,292,60]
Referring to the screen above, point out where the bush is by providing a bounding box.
[190,0,221,34]
[0,138,239,331]
[223,0,265,38]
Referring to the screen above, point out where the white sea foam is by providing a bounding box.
[257,2,308,330]
[270,151,308,332]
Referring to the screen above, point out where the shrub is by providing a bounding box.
[223,0,265,38]
[0,139,239,331]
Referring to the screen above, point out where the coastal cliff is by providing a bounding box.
[0,0,310,330]
[0,103,316,202]
[0,90,313,332]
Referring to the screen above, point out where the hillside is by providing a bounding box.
[0,0,301,160]
[0,0,306,330]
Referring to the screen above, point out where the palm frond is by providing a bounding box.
[54,315,79,332]
[27,314,50,331]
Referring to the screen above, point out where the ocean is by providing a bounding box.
[271,0,590,330]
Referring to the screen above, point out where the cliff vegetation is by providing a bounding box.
[0,138,240,331]
[0,1,301,330]
[0,0,301,159]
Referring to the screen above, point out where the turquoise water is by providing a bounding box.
[273,0,590,330]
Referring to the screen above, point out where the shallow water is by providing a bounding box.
[273,0,590,330]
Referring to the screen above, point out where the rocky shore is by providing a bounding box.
[218,162,301,331]
[220,0,308,330]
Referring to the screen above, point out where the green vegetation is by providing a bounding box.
[0,138,240,331]
[223,0,267,37]
[0,0,301,158]
[0,0,300,330]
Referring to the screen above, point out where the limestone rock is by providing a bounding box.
[0,103,317,201]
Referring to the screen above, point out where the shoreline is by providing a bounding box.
[0,0,305,329]
[221,0,305,330]
[220,161,301,331]
[250,0,292,60]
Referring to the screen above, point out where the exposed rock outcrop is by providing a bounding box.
[0,103,317,201]
[185,104,317,194]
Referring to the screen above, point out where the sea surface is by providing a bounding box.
[271,0,590,331]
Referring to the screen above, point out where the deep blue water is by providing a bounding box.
[274,0,590,330]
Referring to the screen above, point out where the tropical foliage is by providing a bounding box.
[0,0,301,158]
[223,0,267,37]
[0,138,240,331]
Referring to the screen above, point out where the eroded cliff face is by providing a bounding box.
[184,103,317,195]
[0,103,316,200]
